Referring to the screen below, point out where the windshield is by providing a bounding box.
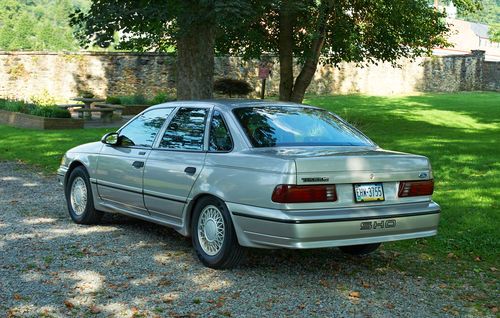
[233,106,374,148]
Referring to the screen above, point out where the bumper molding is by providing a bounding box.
[229,201,441,249]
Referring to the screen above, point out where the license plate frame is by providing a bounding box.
[353,183,385,203]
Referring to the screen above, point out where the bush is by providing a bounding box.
[119,94,147,105]
[214,78,253,97]
[149,91,174,105]
[105,96,122,105]
[107,92,175,106]
[30,90,57,106]
[30,105,71,118]
[0,99,70,118]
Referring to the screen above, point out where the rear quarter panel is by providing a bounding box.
[190,152,296,209]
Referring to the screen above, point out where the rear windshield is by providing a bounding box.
[233,106,373,147]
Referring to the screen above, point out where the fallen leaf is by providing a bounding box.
[89,305,101,314]
[319,279,330,288]
[490,267,497,272]
[64,300,74,309]
[13,294,22,300]
[474,256,481,262]
[162,294,176,304]
[447,252,456,259]
[298,304,305,310]
[349,291,361,298]
[385,303,395,309]
[491,307,498,314]
[438,284,447,289]
[158,279,172,286]
[362,282,371,288]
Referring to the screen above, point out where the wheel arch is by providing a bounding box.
[65,160,88,187]
[184,193,228,237]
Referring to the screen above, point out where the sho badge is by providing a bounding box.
[360,219,397,230]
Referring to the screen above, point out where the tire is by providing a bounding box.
[339,243,381,256]
[65,166,102,225]
[191,196,244,269]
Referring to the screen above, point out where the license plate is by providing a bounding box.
[354,183,385,202]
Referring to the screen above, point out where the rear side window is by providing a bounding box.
[233,106,373,148]
[119,108,174,147]
[159,107,209,151]
[209,111,233,152]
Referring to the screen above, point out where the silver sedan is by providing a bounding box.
[58,100,440,269]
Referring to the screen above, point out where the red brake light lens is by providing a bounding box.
[398,180,434,197]
[272,184,337,203]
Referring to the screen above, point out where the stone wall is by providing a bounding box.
[0,51,176,102]
[0,50,498,102]
[483,61,500,91]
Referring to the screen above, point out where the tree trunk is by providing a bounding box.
[278,2,331,103]
[278,2,295,101]
[176,22,215,100]
[290,34,326,103]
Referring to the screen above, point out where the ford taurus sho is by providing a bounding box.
[58,100,440,269]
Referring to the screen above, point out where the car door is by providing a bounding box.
[143,106,210,224]
[95,107,175,214]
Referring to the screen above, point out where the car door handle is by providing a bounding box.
[132,161,144,169]
[184,167,196,175]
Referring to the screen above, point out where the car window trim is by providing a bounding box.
[152,105,213,152]
[207,108,234,153]
[115,106,176,149]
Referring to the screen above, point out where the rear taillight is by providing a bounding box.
[398,180,434,197]
[272,184,337,203]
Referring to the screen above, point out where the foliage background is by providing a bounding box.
[0,0,498,52]
[0,0,89,51]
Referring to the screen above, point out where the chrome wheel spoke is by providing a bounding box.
[70,177,88,216]
[197,205,225,256]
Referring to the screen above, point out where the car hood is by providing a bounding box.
[67,141,103,154]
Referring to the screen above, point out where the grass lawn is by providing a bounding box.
[0,91,498,308]
[306,92,499,309]
[0,126,114,172]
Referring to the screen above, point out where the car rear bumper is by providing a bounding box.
[228,201,440,249]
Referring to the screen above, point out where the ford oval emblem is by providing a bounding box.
[419,172,428,179]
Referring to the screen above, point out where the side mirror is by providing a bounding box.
[101,132,119,145]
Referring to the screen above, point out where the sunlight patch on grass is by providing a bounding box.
[396,109,499,130]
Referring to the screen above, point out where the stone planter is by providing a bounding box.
[0,109,84,130]
[120,104,151,116]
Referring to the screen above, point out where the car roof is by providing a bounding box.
[148,99,321,112]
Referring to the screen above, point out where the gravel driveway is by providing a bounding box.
[0,161,483,318]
